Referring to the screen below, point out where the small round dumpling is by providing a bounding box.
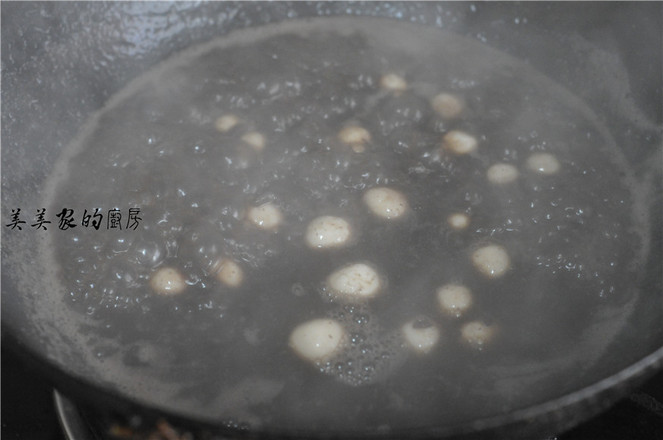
[437,284,473,318]
[380,73,408,93]
[241,131,266,152]
[327,263,382,301]
[442,130,478,155]
[305,216,352,249]
[461,320,496,350]
[431,93,464,119]
[338,125,371,153]
[363,187,409,220]
[247,202,283,230]
[402,316,440,354]
[447,212,470,230]
[486,163,519,185]
[215,114,240,133]
[471,244,510,278]
[526,153,560,175]
[211,258,244,288]
[289,318,346,362]
[150,267,186,295]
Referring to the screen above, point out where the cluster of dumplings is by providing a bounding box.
[148,114,276,295]
[147,71,563,380]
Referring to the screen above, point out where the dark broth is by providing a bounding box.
[48,18,645,433]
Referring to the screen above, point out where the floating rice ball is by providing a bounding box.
[526,152,561,175]
[437,284,473,318]
[461,320,496,350]
[327,263,382,302]
[471,244,511,278]
[363,187,409,220]
[402,316,440,354]
[431,93,465,119]
[486,163,519,184]
[241,131,266,152]
[247,202,283,230]
[442,130,478,155]
[211,258,244,288]
[305,216,352,249]
[447,212,470,230]
[338,125,371,151]
[380,73,408,93]
[150,267,186,296]
[289,319,346,363]
[214,114,240,133]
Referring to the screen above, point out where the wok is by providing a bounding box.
[2,2,662,439]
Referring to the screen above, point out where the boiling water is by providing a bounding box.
[45,18,647,433]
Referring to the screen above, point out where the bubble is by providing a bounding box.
[111,234,134,253]
[318,305,406,386]
[291,283,306,297]
[128,235,166,268]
